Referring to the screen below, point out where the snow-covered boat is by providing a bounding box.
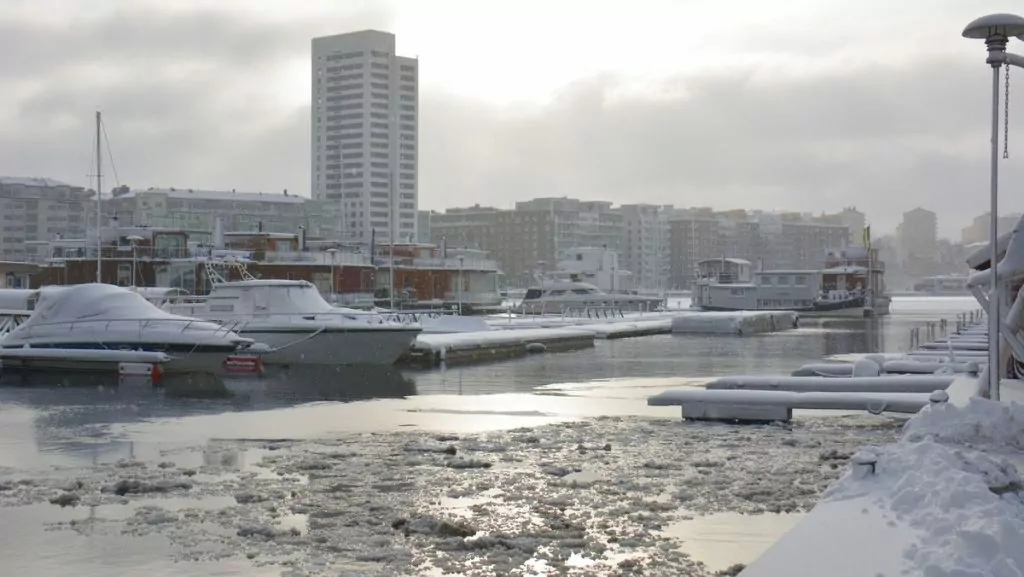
[159,266,420,365]
[0,283,252,373]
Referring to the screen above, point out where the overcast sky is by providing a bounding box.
[2,0,1023,238]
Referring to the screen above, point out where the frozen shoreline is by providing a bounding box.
[0,414,903,576]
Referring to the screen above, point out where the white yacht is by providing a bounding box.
[160,274,421,366]
[518,280,664,314]
[0,284,253,373]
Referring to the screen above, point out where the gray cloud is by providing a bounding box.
[420,57,1024,237]
[1,5,1022,239]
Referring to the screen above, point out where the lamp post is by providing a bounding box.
[963,13,1024,401]
[126,234,144,287]
[326,247,339,304]
[457,254,464,315]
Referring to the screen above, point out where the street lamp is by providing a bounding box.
[457,254,465,315]
[962,13,1024,401]
[126,234,144,287]
[326,247,339,304]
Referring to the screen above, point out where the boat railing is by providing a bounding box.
[560,305,627,320]
[8,316,245,340]
[160,308,433,331]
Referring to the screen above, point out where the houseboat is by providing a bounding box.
[371,244,504,314]
[690,258,866,317]
[824,246,890,316]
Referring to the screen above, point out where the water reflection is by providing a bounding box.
[0,366,416,471]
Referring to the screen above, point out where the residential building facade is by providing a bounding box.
[101,188,337,239]
[0,177,91,261]
[311,30,418,244]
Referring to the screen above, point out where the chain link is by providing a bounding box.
[1005,62,1010,160]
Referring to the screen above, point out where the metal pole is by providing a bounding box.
[988,61,1001,401]
[95,111,102,283]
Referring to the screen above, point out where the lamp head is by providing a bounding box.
[962,13,1024,40]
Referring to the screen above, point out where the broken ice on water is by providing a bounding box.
[0,414,904,576]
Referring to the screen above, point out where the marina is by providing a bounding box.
[1,5,1023,577]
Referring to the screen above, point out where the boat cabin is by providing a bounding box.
[693,258,753,285]
[753,271,820,309]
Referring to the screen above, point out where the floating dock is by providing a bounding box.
[649,313,988,422]
[648,388,933,422]
[670,310,799,335]
[399,328,596,368]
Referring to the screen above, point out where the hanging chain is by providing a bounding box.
[1005,61,1010,160]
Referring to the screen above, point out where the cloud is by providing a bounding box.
[0,3,1021,239]
[420,56,1024,237]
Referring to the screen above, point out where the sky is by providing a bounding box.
[1,0,1024,238]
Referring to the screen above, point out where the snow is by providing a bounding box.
[671,311,799,335]
[419,315,492,334]
[741,397,1024,577]
[649,389,931,414]
[705,375,955,393]
[414,327,594,352]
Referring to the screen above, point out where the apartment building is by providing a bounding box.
[0,177,91,261]
[619,204,671,290]
[667,209,850,289]
[101,188,337,238]
[311,30,418,244]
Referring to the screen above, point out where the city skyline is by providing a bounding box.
[0,0,1022,238]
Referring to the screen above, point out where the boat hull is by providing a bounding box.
[238,327,419,366]
[695,296,865,318]
[0,343,237,374]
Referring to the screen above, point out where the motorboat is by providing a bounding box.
[0,283,253,373]
[518,280,664,314]
[160,277,421,366]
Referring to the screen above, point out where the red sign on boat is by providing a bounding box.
[223,355,263,373]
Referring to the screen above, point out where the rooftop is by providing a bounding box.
[114,188,308,204]
[0,176,79,188]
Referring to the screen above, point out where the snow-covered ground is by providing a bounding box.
[0,414,903,576]
[741,396,1024,577]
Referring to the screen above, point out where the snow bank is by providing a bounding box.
[671,311,798,335]
[903,397,1024,450]
[741,397,1024,577]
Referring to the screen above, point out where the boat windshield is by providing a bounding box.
[523,289,543,300]
[262,284,335,313]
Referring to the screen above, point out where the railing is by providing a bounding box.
[380,257,500,271]
[263,251,373,266]
[4,316,245,342]
[561,305,627,320]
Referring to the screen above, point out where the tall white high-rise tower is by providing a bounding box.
[311,30,418,244]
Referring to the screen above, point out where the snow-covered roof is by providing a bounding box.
[115,188,308,204]
[821,266,868,275]
[0,176,78,188]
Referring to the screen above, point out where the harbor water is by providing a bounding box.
[0,297,981,576]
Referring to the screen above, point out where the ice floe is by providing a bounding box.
[0,415,904,576]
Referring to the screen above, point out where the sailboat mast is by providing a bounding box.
[95,110,102,283]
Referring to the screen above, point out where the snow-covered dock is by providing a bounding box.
[705,375,956,393]
[399,327,596,367]
[670,310,799,335]
[648,388,935,422]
